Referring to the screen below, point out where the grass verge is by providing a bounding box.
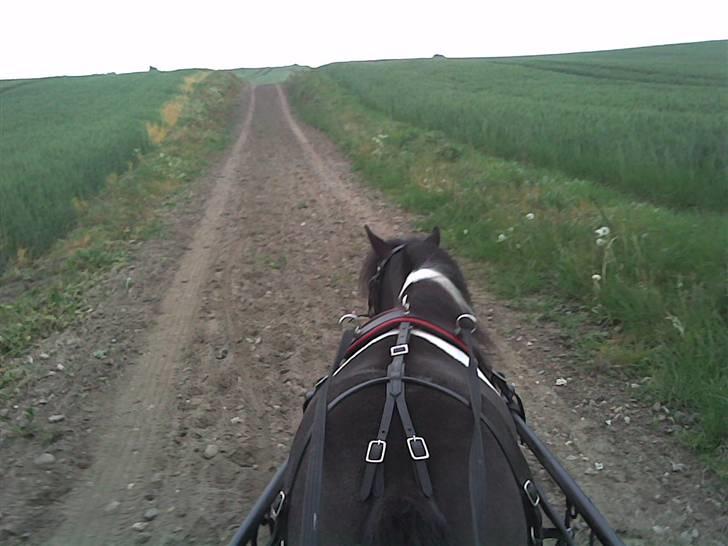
[288,72,728,475]
[0,71,242,392]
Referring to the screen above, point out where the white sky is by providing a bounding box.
[2,0,726,80]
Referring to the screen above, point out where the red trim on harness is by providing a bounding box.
[345,315,469,357]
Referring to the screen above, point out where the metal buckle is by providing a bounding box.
[271,490,285,518]
[365,440,386,463]
[523,479,540,507]
[390,344,409,357]
[456,313,478,334]
[407,436,430,460]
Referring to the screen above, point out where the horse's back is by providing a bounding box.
[285,342,530,545]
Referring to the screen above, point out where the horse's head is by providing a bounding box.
[360,225,472,317]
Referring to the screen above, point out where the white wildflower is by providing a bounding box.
[497,233,507,243]
[463,229,469,235]
[595,226,610,238]
[596,238,607,247]
[666,314,685,337]
[525,213,535,221]
[591,274,602,282]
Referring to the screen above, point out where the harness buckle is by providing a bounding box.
[523,479,540,507]
[365,440,387,463]
[407,436,430,460]
[270,490,286,519]
[390,344,409,357]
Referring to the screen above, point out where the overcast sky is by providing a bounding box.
[2,0,726,80]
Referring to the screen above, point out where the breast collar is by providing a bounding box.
[336,308,499,394]
[346,307,468,357]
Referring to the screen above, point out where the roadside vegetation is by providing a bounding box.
[323,41,727,212]
[0,71,242,386]
[288,43,728,473]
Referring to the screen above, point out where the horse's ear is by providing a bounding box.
[425,226,441,247]
[365,225,392,259]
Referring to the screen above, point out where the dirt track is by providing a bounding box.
[0,85,725,546]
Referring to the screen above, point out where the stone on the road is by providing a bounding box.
[104,500,120,513]
[203,444,219,459]
[143,508,159,521]
[34,453,56,466]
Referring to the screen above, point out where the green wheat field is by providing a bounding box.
[0,70,195,269]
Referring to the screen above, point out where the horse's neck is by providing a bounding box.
[398,267,471,313]
[400,273,474,333]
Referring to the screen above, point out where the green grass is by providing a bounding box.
[235,65,308,85]
[0,71,242,381]
[0,70,198,269]
[288,62,728,472]
[319,41,728,212]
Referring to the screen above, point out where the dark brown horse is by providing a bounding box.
[278,226,541,546]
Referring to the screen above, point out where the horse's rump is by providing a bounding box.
[283,339,530,545]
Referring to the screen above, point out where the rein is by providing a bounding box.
[366,243,406,316]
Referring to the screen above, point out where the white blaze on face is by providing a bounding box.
[398,267,473,313]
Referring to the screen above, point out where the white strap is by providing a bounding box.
[333,328,499,394]
[398,268,473,313]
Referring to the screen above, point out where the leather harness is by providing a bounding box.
[270,307,545,545]
[269,244,547,545]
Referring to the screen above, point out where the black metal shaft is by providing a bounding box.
[228,461,288,546]
[513,415,626,546]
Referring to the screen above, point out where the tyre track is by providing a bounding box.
[43,87,257,546]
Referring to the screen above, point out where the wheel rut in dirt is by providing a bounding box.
[1,84,725,546]
[40,87,258,546]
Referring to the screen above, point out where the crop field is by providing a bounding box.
[322,41,727,212]
[0,70,197,269]
[289,41,728,462]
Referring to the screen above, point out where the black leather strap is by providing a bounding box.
[300,329,355,546]
[395,392,433,497]
[359,322,411,501]
[460,328,543,546]
[359,322,434,501]
[462,328,487,545]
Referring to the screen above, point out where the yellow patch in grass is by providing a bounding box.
[15,247,29,267]
[146,72,208,145]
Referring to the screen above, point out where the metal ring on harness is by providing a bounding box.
[338,313,360,326]
[456,313,478,334]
